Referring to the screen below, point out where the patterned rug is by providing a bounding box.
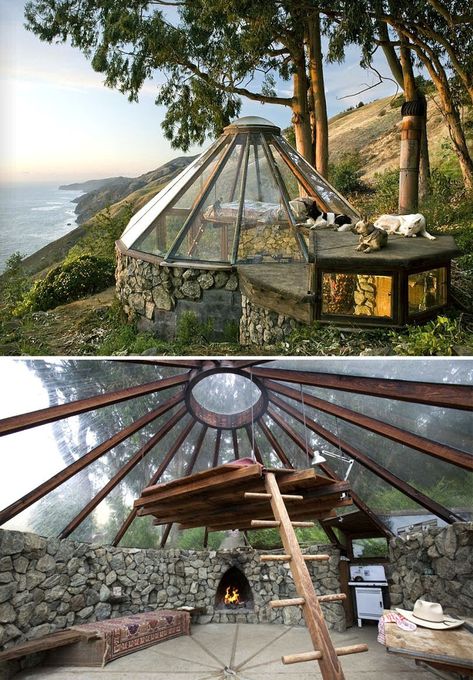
[50,610,190,666]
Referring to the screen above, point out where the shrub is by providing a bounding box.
[0,252,30,314]
[328,152,368,195]
[176,311,214,345]
[65,204,133,263]
[15,255,115,314]
[390,315,468,356]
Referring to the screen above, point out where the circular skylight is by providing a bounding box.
[187,370,268,428]
[192,373,262,415]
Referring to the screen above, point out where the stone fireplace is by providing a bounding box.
[215,566,254,611]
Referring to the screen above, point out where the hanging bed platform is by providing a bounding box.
[134,459,353,532]
[135,460,366,680]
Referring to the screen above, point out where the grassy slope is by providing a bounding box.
[329,94,450,180]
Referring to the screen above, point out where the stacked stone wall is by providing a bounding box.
[115,250,240,340]
[239,295,301,346]
[0,529,345,660]
[388,522,473,618]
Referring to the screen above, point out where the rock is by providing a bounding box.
[0,602,16,623]
[214,272,229,288]
[99,584,111,602]
[105,570,117,586]
[198,273,214,290]
[26,623,52,640]
[225,274,238,291]
[153,287,174,311]
[12,556,28,574]
[26,572,46,590]
[95,602,112,620]
[0,530,25,555]
[0,583,18,604]
[16,602,35,628]
[181,281,201,299]
[36,555,56,573]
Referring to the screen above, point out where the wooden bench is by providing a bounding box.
[0,629,99,663]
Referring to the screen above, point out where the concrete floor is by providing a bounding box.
[16,623,434,680]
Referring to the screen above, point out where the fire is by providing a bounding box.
[224,586,241,605]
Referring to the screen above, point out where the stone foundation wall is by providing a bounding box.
[388,522,473,618]
[0,528,345,658]
[239,295,302,346]
[115,250,240,340]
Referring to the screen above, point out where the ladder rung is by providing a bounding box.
[282,651,322,665]
[304,554,330,561]
[336,644,368,656]
[318,593,346,603]
[260,554,291,562]
[281,494,304,501]
[251,520,280,527]
[270,597,305,608]
[291,521,315,527]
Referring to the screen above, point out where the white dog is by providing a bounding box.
[374,213,436,240]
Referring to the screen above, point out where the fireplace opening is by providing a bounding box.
[215,566,254,610]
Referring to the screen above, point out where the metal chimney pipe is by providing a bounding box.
[399,99,426,214]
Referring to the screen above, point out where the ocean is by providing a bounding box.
[0,183,83,273]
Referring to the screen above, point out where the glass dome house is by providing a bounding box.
[116,117,459,337]
[118,116,358,266]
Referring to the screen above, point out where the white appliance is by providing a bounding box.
[348,565,388,627]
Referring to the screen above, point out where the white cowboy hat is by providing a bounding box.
[396,599,464,630]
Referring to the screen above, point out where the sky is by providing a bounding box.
[0,1,398,185]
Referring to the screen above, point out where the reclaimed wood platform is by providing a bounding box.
[384,611,473,676]
[134,461,352,531]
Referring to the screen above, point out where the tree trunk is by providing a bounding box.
[307,13,329,176]
[415,51,473,189]
[292,49,314,164]
[400,41,431,202]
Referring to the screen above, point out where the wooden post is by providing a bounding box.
[265,472,346,680]
[399,100,425,214]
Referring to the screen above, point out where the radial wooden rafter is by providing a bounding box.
[59,405,189,539]
[0,390,185,527]
[246,367,473,410]
[0,372,190,437]
[267,392,464,525]
[111,415,197,546]
[2,359,470,549]
[265,379,473,471]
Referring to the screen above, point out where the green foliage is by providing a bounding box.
[352,537,388,558]
[390,315,467,356]
[0,252,30,316]
[328,152,368,196]
[176,527,224,549]
[15,255,115,315]
[222,320,239,343]
[176,311,214,345]
[247,525,326,549]
[390,94,404,109]
[66,205,133,263]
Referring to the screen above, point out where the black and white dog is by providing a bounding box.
[290,196,353,231]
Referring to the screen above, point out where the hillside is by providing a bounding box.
[64,156,196,224]
[329,94,450,179]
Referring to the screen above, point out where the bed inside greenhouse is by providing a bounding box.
[0,359,472,679]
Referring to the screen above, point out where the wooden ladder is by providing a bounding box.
[246,472,368,680]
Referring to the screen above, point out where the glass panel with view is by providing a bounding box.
[170,136,247,262]
[236,135,304,263]
[408,268,447,314]
[322,273,393,317]
[133,140,230,257]
[352,537,388,558]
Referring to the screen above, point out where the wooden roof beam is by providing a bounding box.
[111,416,197,546]
[268,391,464,525]
[258,418,293,468]
[247,367,473,410]
[0,390,185,527]
[244,424,264,464]
[59,406,191,539]
[266,381,473,472]
[0,372,190,437]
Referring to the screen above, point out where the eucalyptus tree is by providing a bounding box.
[320,0,473,188]
[24,0,331,174]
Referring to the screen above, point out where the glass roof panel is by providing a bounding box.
[132,141,229,257]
